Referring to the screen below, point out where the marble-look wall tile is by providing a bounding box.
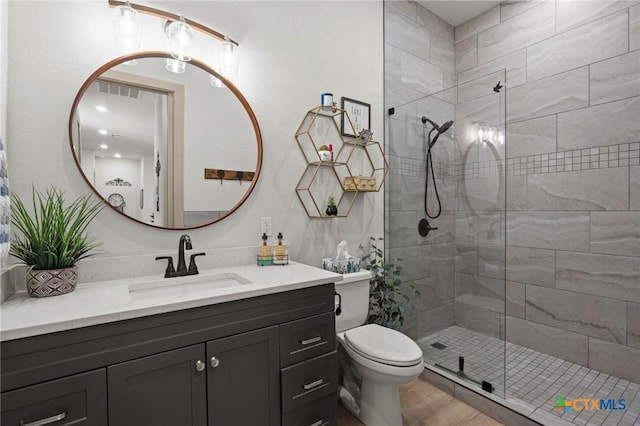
[385,5,431,62]
[506,175,527,210]
[588,338,640,384]
[477,244,505,279]
[501,0,546,22]
[506,246,555,287]
[389,242,456,281]
[458,49,527,88]
[557,96,640,150]
[455,35,477,74]
[400,311,417,339]
[590,50,640,105]
[385,79,424,112]
[454,299,503,338]
[506,211,589,251]
[527,10,628,82]
[632,4,640,51]
[632,166,640,210]
[455,242,477,274]
[385,0,416,20]
[628,302,640,348]
[457,211,505,245]
[408,272,456,312]
[590,212,640,256]
[388,210,422,249]
[416,4,455,43]
[506,115,556,158]
[507,67,589,123]
[455,94,502,142]
[457,70,503,104]
[388,173,423,212]
[478,1,554,64]
[506,281,526,318]
[526,285,627,343]
[506,316,589,366]
[527,168,629,211]
[431,34,455,73]
[455,271,505,300]
[455,5,500,43]
[556,0,637,33]
[417,302,454,339]
[556,251,640,303]
[387,118,420,157]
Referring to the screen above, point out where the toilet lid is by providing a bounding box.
[344,324,423,367]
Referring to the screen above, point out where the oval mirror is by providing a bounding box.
[69,51,262,229]
[461,140,504,213]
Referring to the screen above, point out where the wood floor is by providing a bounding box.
[336,376,504,426]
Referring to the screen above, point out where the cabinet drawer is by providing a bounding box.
[1,369,107,426]
[280,312,336,367]
[282,394,337,426]
[281,351,338,413]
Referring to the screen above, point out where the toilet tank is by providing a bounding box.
[335,270,372,333]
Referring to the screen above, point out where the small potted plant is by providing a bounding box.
[325,195,338,216]
[10,187,104,297]
[360,237,418,330]
[317,145,332,162]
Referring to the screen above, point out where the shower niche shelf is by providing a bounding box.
[294,105,388,218]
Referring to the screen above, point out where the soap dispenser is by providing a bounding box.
[259,233,272,265]
[274,232,287,261]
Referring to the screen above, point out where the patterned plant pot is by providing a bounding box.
[27,265,78,297]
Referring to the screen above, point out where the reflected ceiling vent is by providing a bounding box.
[98,81,141,99]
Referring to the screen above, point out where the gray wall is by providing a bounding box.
[386,0,640,385]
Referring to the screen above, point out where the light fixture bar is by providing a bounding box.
[107,0,239,47]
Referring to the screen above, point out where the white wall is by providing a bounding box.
[5,1,384,270]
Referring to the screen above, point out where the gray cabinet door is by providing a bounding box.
[207,326,280,426]
[108,344,207,426]
[1,369,107,426]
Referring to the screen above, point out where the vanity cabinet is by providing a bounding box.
[1,283,337,426]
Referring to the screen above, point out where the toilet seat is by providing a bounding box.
[344,324,423,367]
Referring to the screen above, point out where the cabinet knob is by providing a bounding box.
[210,356,220,368]
[195,360,206,372]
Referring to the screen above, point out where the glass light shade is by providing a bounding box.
[209,75,226,88]
[114,3,141,50]
[166,17,193,62]
[165,58,186,74]
[219,37,239,77]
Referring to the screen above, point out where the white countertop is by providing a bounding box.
[0,262,342,342]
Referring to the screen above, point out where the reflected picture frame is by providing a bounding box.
[341,97,370,138]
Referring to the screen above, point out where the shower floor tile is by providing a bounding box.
[417,326,640,426]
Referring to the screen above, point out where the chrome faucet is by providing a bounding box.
[155,234,206,278]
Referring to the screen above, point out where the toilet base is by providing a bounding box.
[358,377,402,426]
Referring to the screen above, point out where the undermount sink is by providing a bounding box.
[128,272,252,300]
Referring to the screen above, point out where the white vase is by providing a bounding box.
[318,150,332,161]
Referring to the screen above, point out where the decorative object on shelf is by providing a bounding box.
[344,175,377,192]
[358,128,373,142]
[108,193,126,212]
[326,196,338,216]
[341,97,371,138]
[105,177,132,187]
[317,145,332,162]
[10,187,104,297]
[321,93,333,109]
[360,237,418,330]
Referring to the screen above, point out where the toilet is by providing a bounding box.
[335,271,424,426]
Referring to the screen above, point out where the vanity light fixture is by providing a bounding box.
[100,144,109,149]
[114,1,141,51]
[108,1,241,79]
[165,16,193,62]
[165,58,186,74]
[477,122,504,145]
[98,129,109,135]
[95,105,109,112]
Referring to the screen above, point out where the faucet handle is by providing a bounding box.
[155,256,176,278]
[188,252,206,273]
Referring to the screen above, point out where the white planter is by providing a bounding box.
[318,150,332,161]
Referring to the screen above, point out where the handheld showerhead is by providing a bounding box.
[439,120,454,134]
[421,116,454,135]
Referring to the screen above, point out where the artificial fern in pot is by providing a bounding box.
[10,187,104,297]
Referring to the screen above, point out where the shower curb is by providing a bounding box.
[422,366,575,426]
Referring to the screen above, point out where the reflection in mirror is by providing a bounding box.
[70,52,262,229]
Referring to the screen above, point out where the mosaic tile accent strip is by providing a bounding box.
[417,326,640,426]
[389,142,640,180]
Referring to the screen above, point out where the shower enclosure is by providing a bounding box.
[386,70,507,397]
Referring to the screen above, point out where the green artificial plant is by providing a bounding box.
[10,187,104,270]
[360,237,418,330]
[327,196,336,206]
